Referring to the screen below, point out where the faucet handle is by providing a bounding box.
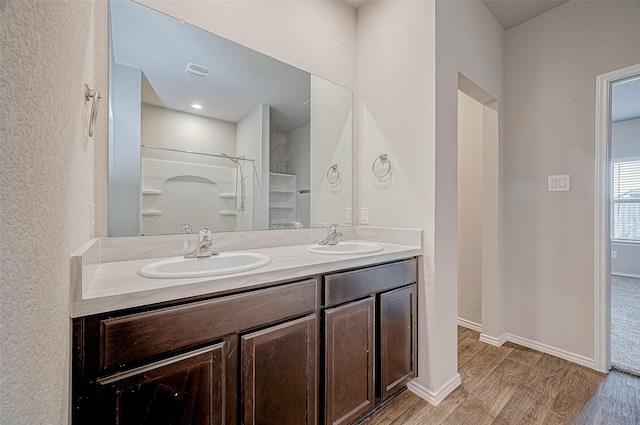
[180,223,192,234]
[199,228,212,241]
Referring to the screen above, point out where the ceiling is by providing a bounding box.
[347,0,570,31]
[110,0,311,133]
[481,0,570,30]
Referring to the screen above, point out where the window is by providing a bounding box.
[613,160,640,241]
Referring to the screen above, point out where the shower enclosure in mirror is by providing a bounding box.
[108,0,353,237]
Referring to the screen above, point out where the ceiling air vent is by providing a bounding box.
[185,63,210,77]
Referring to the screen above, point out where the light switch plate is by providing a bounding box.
[611,251,618,259]
[548,175,570,192]
[361,207,369,225]
[345,208,353,224]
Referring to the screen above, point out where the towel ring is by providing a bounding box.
[84,83,101,137]
[327,164,340,185]
[372,154,391,178]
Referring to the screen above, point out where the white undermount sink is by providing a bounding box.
[306,241,384,255]
[137,252,271,279]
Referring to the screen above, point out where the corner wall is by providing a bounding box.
[356,0,439,395]
[0,0,108,423]
[504,1,640,360]
[434,0,504,394]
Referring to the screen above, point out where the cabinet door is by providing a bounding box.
[379,285,417,400]
[242,315,318,425]
[325,297,375,425]
[97,343,226,425]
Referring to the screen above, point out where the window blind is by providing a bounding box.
[613,160,640,241]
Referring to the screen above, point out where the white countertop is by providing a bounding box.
[72,241,421,318]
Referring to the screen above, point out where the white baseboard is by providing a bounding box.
[457,318,482,332]
[612,272,640,279]
[479,332,507,347]
[407,373,461,406]
[473,331,595,370]
[505,333,595,369]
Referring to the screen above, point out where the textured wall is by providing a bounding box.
[0,0,108,423]
[505,1,640,358]
[356,0,438,391]
[457,91,484,326]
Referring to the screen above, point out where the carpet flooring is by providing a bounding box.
[611,275,640,377]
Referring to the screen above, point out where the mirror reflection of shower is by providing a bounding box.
[220,153,246,213]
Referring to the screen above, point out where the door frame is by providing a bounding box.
[594,62,640,373]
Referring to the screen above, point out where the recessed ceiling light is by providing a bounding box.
[192,104,203,110]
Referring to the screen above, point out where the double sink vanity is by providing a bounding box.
[71,226,421,425]
[83,2,423,423]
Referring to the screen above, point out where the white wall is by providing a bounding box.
[134,0,356,90]
[141,103,237,168]
[434,0,504,393]
[356,0,439,395]
[504,1,640,360]
[458,91,484,326]
[0,0,108,423]
[612,242,640,278]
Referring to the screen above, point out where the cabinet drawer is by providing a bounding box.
[324,259,416,307]
[100,279,317,373]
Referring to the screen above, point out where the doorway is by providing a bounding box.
[609,75,640,376]
[456,74,501,343]
[594,63,640,373]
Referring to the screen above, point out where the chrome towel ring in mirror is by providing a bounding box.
[327,164,340,185]
[372,154,391,179]
[84,83,101,137]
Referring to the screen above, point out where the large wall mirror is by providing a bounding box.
[108,0,353,237]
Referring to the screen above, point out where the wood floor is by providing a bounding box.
[360,327,640,425]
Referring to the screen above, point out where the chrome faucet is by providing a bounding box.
[319,224,343,246]
[179,223,192,234]
[184,228,219,258]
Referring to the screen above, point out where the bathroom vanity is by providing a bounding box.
[70,231,420,425]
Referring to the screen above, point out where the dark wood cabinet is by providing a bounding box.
[242,315,318,425]
[73,280,317,425]
[323,259,417,424]
[97,343,225,425]
[324,297,376,425]
[379,285,417,400]
[72,258,418,425]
